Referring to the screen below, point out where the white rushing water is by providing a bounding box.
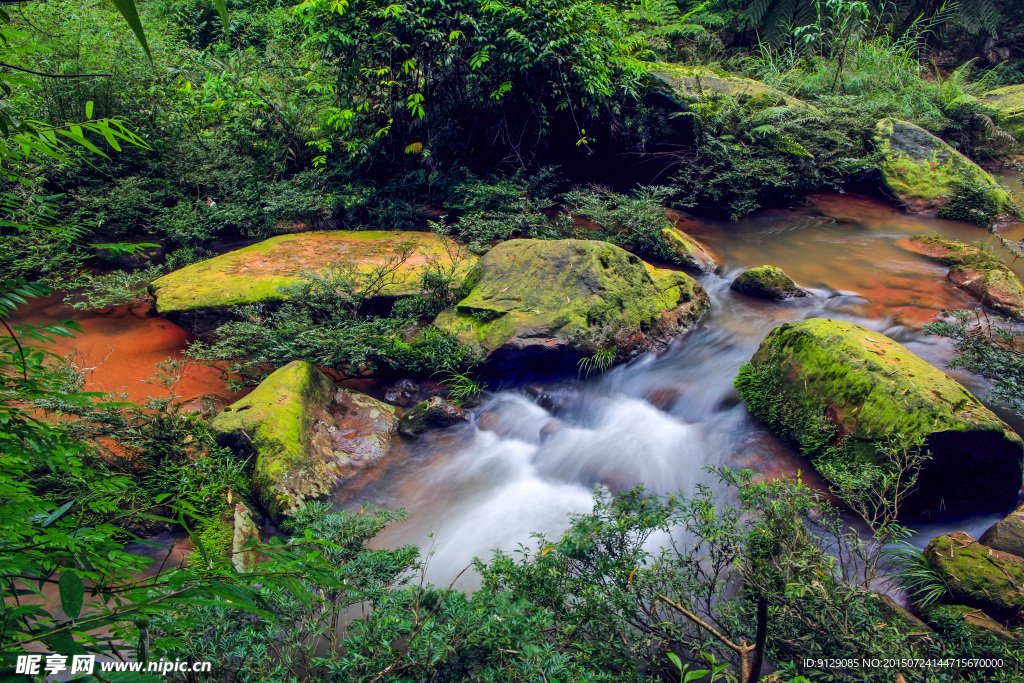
[350,194,1022,587]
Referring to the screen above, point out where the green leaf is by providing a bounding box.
[58,572,84,620]
[212,0,231,44]
[41,501,73,527]
[85,101,94,119]
[110,0,152,62]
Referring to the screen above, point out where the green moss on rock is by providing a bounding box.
[899,235,1024,320]
[735,318,1023,519]
[210,360,398,521]
[872,118,1010,213]
[661,226,718,273]
[150,231,473,333]
[433,239,709,376]
[980,84,1024,143]
[398,396,467,437]
[921,604,1020,657]
[730,265,807,300]
[925,532,1024,621]
[649,63,813,109]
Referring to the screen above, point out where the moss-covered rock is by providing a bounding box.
[898,235,1024,321]
[925,532,1024,621]
[730,265,808,300]
[870,593,932,636]
[981,502,1024,560]
[662,226,718,273]
[872,118,1010,213]
[649,63,812,109]
[210,360,398,521]
[980,84,1024,143]
[735,318,1024,520]
[433,239,709,377]
[398,396,467,437]
[150,231,472,335]
[922,604,1020,650]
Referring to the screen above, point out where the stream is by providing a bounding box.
[11,186,1024,592]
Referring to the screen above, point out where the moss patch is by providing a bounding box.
[433,239,709,375]
[649,63,813,110]
[730,265,807,300]
[735,318,1023,519]
[898,235,1024,320]
[151,231,473,315]
[980,84,1024,143]
[925,532,1024,621]
[872,118,1010,213]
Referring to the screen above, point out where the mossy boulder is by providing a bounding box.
[925,532,1024,621]
[735,318,1024,520]
[899,235,1024,321]
[150,231,472,336]
[870,593,932,636]
[398,396,467,437]
[981,502,1024,559]
[872,118,1010,213]
[209,360,398,521]
[921,604,1020,650]
[433,239,709,377]
[662,226,718,273]
[980,84,1024,142]
[730,265,808,300]
[649,63,812,109]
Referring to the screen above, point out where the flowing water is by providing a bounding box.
[10,190,1024,590]
[344,192,1024,587]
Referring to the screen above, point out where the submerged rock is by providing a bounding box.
[150,231,473,336]
[980,84,1024,142]
[398,396,467,437]
[925,532,1024,621]
[433,239,709,377]
[735,318,1024,520]
[210,360,398,521]
[899,235,1024,321]
[872,118,1010,213]
[730,265,808,300]
[662,226,718,273]
[981,502,1024,559]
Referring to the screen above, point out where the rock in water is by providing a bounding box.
[398,397,467,437]
[980,502,1024,559]
[872,118,1010,213]
[898,235,1024,321]
[150,230,474,337]
[661,226,718,273]
[925,532,1024,621]
[730,265,808,300]
[210,360,398,521]
[735,318,1023,520]
[433,239,709,377]
[980,84,1024,143]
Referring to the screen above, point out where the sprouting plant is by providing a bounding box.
[666,651,730,682]
[578,348,615,377]
[884,542,950,608]
[439,370,482,404]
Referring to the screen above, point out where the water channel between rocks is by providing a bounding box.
[12,187,1024,590]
